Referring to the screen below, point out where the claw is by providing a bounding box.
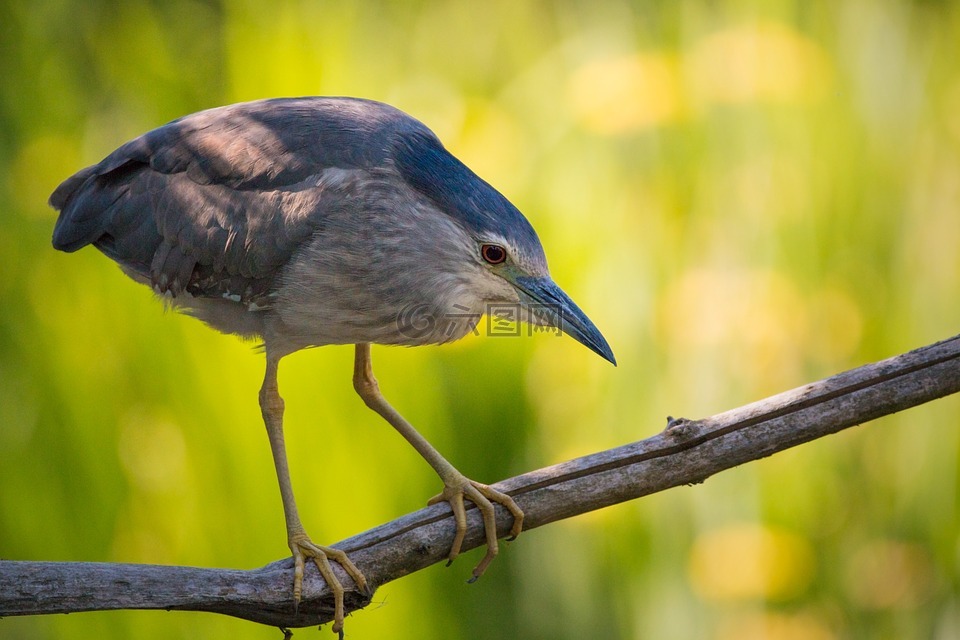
[429,475,524,580]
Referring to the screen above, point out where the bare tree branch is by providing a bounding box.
[3,334,960,629]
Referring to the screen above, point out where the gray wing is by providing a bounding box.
[50,97,425,304]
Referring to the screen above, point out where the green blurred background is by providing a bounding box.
[2,0,960,638]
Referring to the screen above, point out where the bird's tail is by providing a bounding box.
[50,164,112,252]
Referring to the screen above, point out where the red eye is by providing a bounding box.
[481,244,507,265]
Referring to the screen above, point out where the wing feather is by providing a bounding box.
[50,97,426,303]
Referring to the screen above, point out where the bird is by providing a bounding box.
[49,96,616,635]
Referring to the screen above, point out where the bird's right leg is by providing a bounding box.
[352,343,523,581]
[260,354,368,636]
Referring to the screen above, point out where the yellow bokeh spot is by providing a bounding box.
[388,75,467,143]
[117,409,188,494]
[450,100,529,194]
[689,22,833,106]
[566,22,831,135]
[716,611,836,640]
[843,540,933,609]
[655,268,864,390]
[688,523,816,601]
[656,268,808,349]
[655,267,809,392]
[567,52,684,134]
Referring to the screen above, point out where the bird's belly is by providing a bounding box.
[171,294,267,339]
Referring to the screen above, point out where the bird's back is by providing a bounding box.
[50,97,433,304]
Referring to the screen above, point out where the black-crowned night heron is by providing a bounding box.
[50,97,615,635]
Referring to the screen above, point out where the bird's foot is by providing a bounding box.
[427,473,524,581]
[288,532,368,637]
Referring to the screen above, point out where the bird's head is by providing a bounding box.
[393,127,616,366]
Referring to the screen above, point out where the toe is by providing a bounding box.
[446,488,468,564]
[291,546,306,607]
[476,482,524,539]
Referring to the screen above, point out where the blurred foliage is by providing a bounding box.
[2,0,960,638]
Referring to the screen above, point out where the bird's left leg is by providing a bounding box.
[352,343,523,580]
[260,353,368,635]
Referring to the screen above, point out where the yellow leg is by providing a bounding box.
[352,343,523,580]
[260,355,368,636]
